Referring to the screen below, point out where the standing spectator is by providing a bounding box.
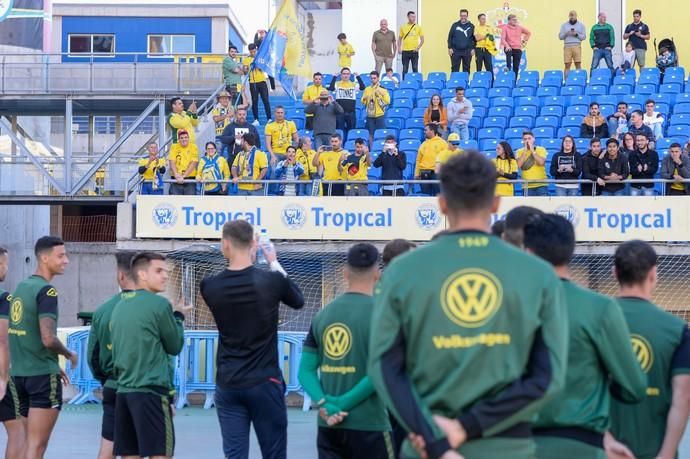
[168,129,198,195]
[661,142,690,195]
[274,146,304,197]
[313,134,347,196]
[598,138,629,196]
[423,95,448,135]
[580,137,604,196]
[265,106,298,166]
[398,11,424,78]
[580,102,609,138]
[137,142,166,195]
[232,133,269,196]
[500,14,531,79]
[628,110,654,144]
[361,71,390,147]
[494,141,519,196]
[219,106,261,170]
[414,124,446,196]
[336,33,355,70]
[608,102,630,138]
[550,135,582,196]
[435,133,463,173]
[295,137,318,196]
[447,9,475,73]
[305,90,344,149]
[373,135,407,196]
[222,44,244,104]
[559,10,586,79]
[372,19,396,75]
[474,13,495,73]
[329,68,365,137]
[620,132,636,157]
[197,142,231,196]
[167,97,199,144]
[302,73,326,131]
[623,9,650,69]
[212,91,234,160]
[446,87,473,141]
[199,220,304,459]
[340,139,371,196]
[589,12,615,75]
[243,43,273,126]
[517,130,549,196]
[643,99,664,141]
[629,133,659,196]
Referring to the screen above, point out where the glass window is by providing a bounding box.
[172,36,195,54]
[92,35,115,54]
[68,34,115,54]
[68,35,91,54]
[147,35,195,56]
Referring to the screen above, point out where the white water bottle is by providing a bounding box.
[257,228,271,265]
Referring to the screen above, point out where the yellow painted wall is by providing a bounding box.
[625,1,687,66]
[421,0,596,75]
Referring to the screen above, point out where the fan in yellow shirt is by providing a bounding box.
[516,131,548,195]
[493,141,519,197]
[197,142,231,195]
[137,143,167,195]
[313,135,347,196]
[336,33,355,69]
[265,107,298,161]
[339,139,372,196]
[415,124,446,196]
[398,12,424,76]
[231,133,268,195]
[435,133,464,173]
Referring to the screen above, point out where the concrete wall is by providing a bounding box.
[0,205,51,290]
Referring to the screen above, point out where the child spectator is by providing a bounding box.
[620,42,635,74]
[380,68,399,87]
[337,33,355,70]
[274,146,304,196]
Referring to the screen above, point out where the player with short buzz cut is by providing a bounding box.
[110,252,188,459]
[522,215,646,459]
[606,240,690,459]
[0,246,26,459]
[369,151,568,459]
[9,236,76,459]
[87,251,137,459]
[502,205,544,248]
[299,243,393,459]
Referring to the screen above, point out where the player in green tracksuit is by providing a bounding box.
[522,214,647,459]
[369,152,569,459]
[299,243,393,459]
[607,240,690,459]
[87,251,136,459]
[110,252,188,459]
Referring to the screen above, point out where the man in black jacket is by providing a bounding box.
[581,138,603,196]
[373,135,407,196]
[629,133,659,196]
[447,9,475,73]
[219,106,261,166]
[598,138,630,196]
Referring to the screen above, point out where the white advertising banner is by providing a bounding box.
[136,196,689,242]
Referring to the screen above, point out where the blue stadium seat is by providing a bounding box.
[540,105,564,117]
[542,96,566,107]
[663,72,684,88]
[635,84,656,95]
[667,125,690,139]
[535,115,559,129]
[480,138,499,151]
[656,103,670,115]
[470,97,489,108]
[488,87,510,99]
[374,128,397,141]
[674,93,690,105]
[655,138,675,151]
[470,79,491,90]
[610,85,631,96]
[543,69,564,80]
[483,117,507,129]
[514,105,538,118]
[533,127,555,138]
[411,107,426,118]
[674,102,690,114]
[448,76,469,88]
[566,105,588,116]
[512,86,535,97]
[640,67,661,78]
[293,119,305,130]
[449,71,469,81]
[387,107,411,119]
[564,76,586,89]
[504,127,524,140]
[399,139,421,152]
[557,126,580,137]
[588,74,611,87]
[521,70,540,81]
[478,127,503,140]
[613,75,635,88]
[536,86,559,98]
[405,118,426,129]
[637,73,659,87]
[508,138,524,151]
[509,116,534,129]
[416,97,431,108]
[517,96,540,108]
[473,71,493,81]
[596,95,619,106]
[393,98,413,109]
[599,105,615,118]
[650,93,672,105]
[427,72,447,81]
[517,77,539,89]
[622,94,645,106]
[541,76,563,89]
[591,68,612,80]
[494,78,515,89]
[539,138,560,153]
[615,68,636,79]
[575,138,591,152]
[491,97,514,108]
[585,85,608,96]
[441,88,456,100]
[404,72,423,82]
[488,106,513,118]
[346,129,369,142]
[422,79,445,90]
[561,115,582,128]
[396,89,416,100]
[468,117,481,138]
[459,140,478,150]
[344,139,357,151]
[569,69,588,79]
[473,107,487,118]
[670,114,690,125]
[416,88,439,100]
[380,81,396,91]
[570,95,592,107]
[560,85,583,97]
[659,83,682,94]
[466,88,487,98]
[400,79,420,90]
[399,128,423,141]
[298,129,313,140]
[384,118,403,130]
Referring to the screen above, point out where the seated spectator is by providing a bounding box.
[361,71,391,147]
[168,97,199,144]
[597,138,629,196]
[296,137,318,196]
[619,132,636,156]
[305,90,344,148]
[446,87,473,141]
[580,137,604,196]
[274,146,305,197]
[493,141,519,197]
[608,102,630,139]
[629,133,659,196]
[435,133,463,173]
[231,133,268,196]
[414,124,446,195]
[550,135,582,196]
[313,133,347,196]
[381,68,400,87]
[516,130,549,196]
[580,102,609,139]
[620,41,635,75]
[373,135,407,196]
[168,129,199,195]
[424,95,448,135]
[138,142,166,195]
[627,110,654,146]
[339,138,371,196]
[643,99,664,141]
[197,141,230,195]
[661,142,690,195]
[218,106,261,167]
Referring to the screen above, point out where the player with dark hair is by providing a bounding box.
[87,251,137,459]
[110,252,188,459]
[200,220,304,459]
[382,239,417,268]
[522,215,646,459]
[606,241,690,459]
[369,152,568,459]
[0,246,26,459]
[490,220,505,238]
[502,206,544,248]
[9,236,76,459]
[299,243,392,458]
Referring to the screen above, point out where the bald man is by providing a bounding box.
[372,19,396,75]
[559,10,586,79]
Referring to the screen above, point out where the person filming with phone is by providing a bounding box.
[373,135,407,196]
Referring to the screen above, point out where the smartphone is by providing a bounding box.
[324,146,333,151]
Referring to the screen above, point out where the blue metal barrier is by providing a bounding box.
[65,330,100,404]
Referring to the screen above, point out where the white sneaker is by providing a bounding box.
[252,120,260,126]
